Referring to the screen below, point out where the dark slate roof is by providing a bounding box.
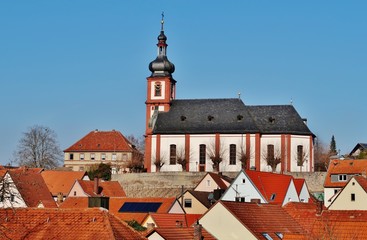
[153,99,314,136]
[153,99,259,134]
[246,105,314,135]
[349,143,367,156]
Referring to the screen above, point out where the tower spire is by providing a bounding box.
[161,11,164,31]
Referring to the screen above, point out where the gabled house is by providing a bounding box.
[67,179,126,198]
[64,129,143,174]
[349,143,367,158]
[109,197,185,224]
[199,200,306,239]
[294,178,311,203]
[328,176,367,210]
[193,172,231,192]
[178,190,213,214]
[0,208,147,240]
[221,170,301,206]
[0,168,56,208]
[142,213,188,229]
[324,159,367,207]
[41,170,89,203]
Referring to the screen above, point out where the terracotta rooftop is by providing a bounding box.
[293,178,305,196]
[146,227,216,240]
[145,213,188,228]
[206,172,231,189]
[186,190,213,208]
[41,170,88,196]
[324,159,367,188]
[218,201,307,239]
[59,197,89,209]
[8,168,56,208]
[75,179,126,197]
[64,130,134,152]
[354,175,367,192]
[0,208,146,240]
[245,170,294,204]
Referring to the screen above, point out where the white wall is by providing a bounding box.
[0,173,27,208]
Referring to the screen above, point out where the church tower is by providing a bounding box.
[145,14,176,171]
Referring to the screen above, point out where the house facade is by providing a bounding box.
[64,129,142,174]
[144,18,315,173]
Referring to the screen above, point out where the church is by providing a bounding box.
[144,17,315,173]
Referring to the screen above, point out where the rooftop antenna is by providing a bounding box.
[161,11,164,31]
[290,98,293,105]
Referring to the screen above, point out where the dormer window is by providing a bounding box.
[237,115,243,121]
[208,115,214,121]
[270,193,276,201]
[268,117,275,124]
[338,174,347,181]
[180,116,186,121]
[154,82,162,96]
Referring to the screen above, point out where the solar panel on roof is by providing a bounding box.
[118,202,162,213]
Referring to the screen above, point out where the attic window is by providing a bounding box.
[268,117,275,124]
[338,174,347,181]
[180,115,186,121]
[270,193,276,201]
[237,115,243,121]
[208,115,214,121]
[275,232,283,239]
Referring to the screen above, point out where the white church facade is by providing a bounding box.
[144,17,315,173]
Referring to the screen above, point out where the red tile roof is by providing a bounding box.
[75,179,126,197]
[207,172,231,189]
[59,197,89,209]
[324,159,367,188]
[41,170,88,196]
[0,208,146,240]
[186,214,204,226]
[245,170,294,204]
[354,175,367,192]
[209,201,307,239]
[8,168,57,208]
[147,227,216,240]
[146,213,188,228]
[293,178,305,196]
[64,130,134,152]
[109,197,177,224]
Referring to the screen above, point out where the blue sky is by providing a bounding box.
[0,1,366,165]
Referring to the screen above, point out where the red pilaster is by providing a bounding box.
[185,134,190,172]
[144,135,152,172]
[281,134,286,173]
[246,134,251,170]
[309,136,313,172]
[255,133,261,171]
[156,134,161,172]
[287,135,291,172]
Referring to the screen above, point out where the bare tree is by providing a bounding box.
[237,145,253,170]
[124,150,144,173]
[126,134,145,153]
[14,125,62,169]
[295,146,309,172]
[314,138,330,172]
[262,146,281,172]
[153,155,166,172]
[207,141,226,172]
[176,146,193,172]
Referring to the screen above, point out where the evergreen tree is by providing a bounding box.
[329,135,337,155]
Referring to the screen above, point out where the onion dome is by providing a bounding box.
[149,14,175,77]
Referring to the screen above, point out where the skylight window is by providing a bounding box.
[262,233,273,240]
[275,232,283,239]
[270,193,276,201]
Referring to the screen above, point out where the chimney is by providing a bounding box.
[146,223,155,232]
[316,200,323,215]
[56,192,64,204]
[193,221,202,240]
[94,177,99,195]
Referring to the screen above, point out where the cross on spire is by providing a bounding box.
[161,12,165,31]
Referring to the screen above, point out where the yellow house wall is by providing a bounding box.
[328,178,367,210]
[180,192,208,214]
[200,202,257,240]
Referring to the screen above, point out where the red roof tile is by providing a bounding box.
[0,208,146,240]
[76,179,126,197]
[64,130,134,152]
[324,159,367,188]
[8,168,57,208]
[41,170,88,196]
[209,201,307,239]
[293,178,305,195]
[185,214,203,226]
[59,197,89,209]
[245,170,293,204]
[147,213,188,228]
[207,172,231,190]
[147,227,216,240]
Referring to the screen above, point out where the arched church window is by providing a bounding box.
[155,82,162,96]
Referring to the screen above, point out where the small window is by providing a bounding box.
[229,144,236,165]
[101,153,106,160]
[338,174,347,181]
[334,189,338,194]
[154,82,162,96]
[112,167,117,174]
[199,144,206,164]
[10,194,15,202]
[69,153,74,160]
[112,153,117,161]
[122,154,127,161]
[270,193,276,201]
[267,145,274,160]
[73,191,77,196]
[275,232,283,239]
[207,180,211,187]
[242,179,246,183]
[80,153,84,160]
[184,199,192,208]
[351,193,355,201]
[91,153,95,160]
[79,166,84,171]
[170,144,177,165]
